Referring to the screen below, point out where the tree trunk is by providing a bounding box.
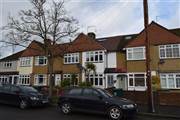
[48,57,54,98]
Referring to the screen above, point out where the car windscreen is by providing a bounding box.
[97,89,113,98]
[20,86,38,93]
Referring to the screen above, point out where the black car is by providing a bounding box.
[58,87,137,120]
[0,84,49,109]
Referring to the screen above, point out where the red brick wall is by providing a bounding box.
[110,90,180,106]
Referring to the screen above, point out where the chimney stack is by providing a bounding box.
[87,26,96,39]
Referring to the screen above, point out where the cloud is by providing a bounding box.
[0,0,180,58]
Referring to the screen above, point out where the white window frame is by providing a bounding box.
[35,56,47,66]
[20,57,31,67]
[159,44,180,59]
[4,61,13,68]
[126,47,146,60]
[85,51,104,63]
[64,53,79,64]
[86,74,104,87]
[63,74,79,86]
[127,73,147,91]
[0,76,9,84]
[160,73,180,89]
[18,75,30,85]
[34,74,47,86]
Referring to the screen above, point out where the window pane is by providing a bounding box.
[129,78,134,86]
[173,45,180,57]
[160,49,165,58]
[168,75,175,88]
[176,75,180,88]
[166,46,173,58]
[160,76,167,88]
[69,88,82,95]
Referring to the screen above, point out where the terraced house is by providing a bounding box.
[0,21,180,91]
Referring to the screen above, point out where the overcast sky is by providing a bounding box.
[0,0,180,58]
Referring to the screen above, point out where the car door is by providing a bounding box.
[67,88,84,110]
[81,88,107,113]
[9,86,21,105]
[0,84,5,103]
[0,85,11,104]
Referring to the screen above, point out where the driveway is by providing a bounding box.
[0,104,177,120]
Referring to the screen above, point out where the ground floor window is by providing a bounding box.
[86,74,104,86]
[0,76,8,84]
[160,73,180,89]
[19,75,30,85]
[63,74,79,86]
[34,74,47,86]
[127,73,146,91]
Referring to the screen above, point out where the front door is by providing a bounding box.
[55,74,61,86]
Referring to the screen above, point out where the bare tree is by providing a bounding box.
[1,0,78,98]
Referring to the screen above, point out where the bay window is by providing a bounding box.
[128,73,146,91]
[160,73,180,89]
[159,44,180,59]
[34,74,47,86]
[18,75,30,85]
[86,74,104,86]
[127,47,145,60]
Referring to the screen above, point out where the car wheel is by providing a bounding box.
[19,100,28,109]
[108,106,123,120]
[61,103,71,114]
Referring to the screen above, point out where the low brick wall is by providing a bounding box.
[105,88,180,107]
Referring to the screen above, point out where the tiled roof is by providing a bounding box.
[57,33,106,53]
[126,21,180,47]
[0,50,24,62]
[21,40,46,57]
[97,34,137,52]
[170,28,180,37]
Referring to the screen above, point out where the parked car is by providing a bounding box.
[0,84,49,109]
[57,87,137,120]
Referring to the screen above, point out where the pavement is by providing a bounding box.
[0,104,179,120]
[137,104,180,118]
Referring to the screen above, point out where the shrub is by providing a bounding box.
[61,78,71,88]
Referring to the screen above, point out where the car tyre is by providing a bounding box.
[19,100,28,109]
[61,102,71,115]
[108,106,123,120]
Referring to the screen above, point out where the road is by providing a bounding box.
[0,104,178,120]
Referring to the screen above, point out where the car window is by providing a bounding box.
[68,88,82,96]
[2,85,11,93]
[83,88,99,97]
[11,86,20,93]
[0,84,3,92]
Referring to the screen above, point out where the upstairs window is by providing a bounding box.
[20,57,31,67]
[35,56,47,66]
[86,51,104,62]
[159,44,180,59]
[4,61,12,68]
[64,53,79,64]
[127,47,145,60]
